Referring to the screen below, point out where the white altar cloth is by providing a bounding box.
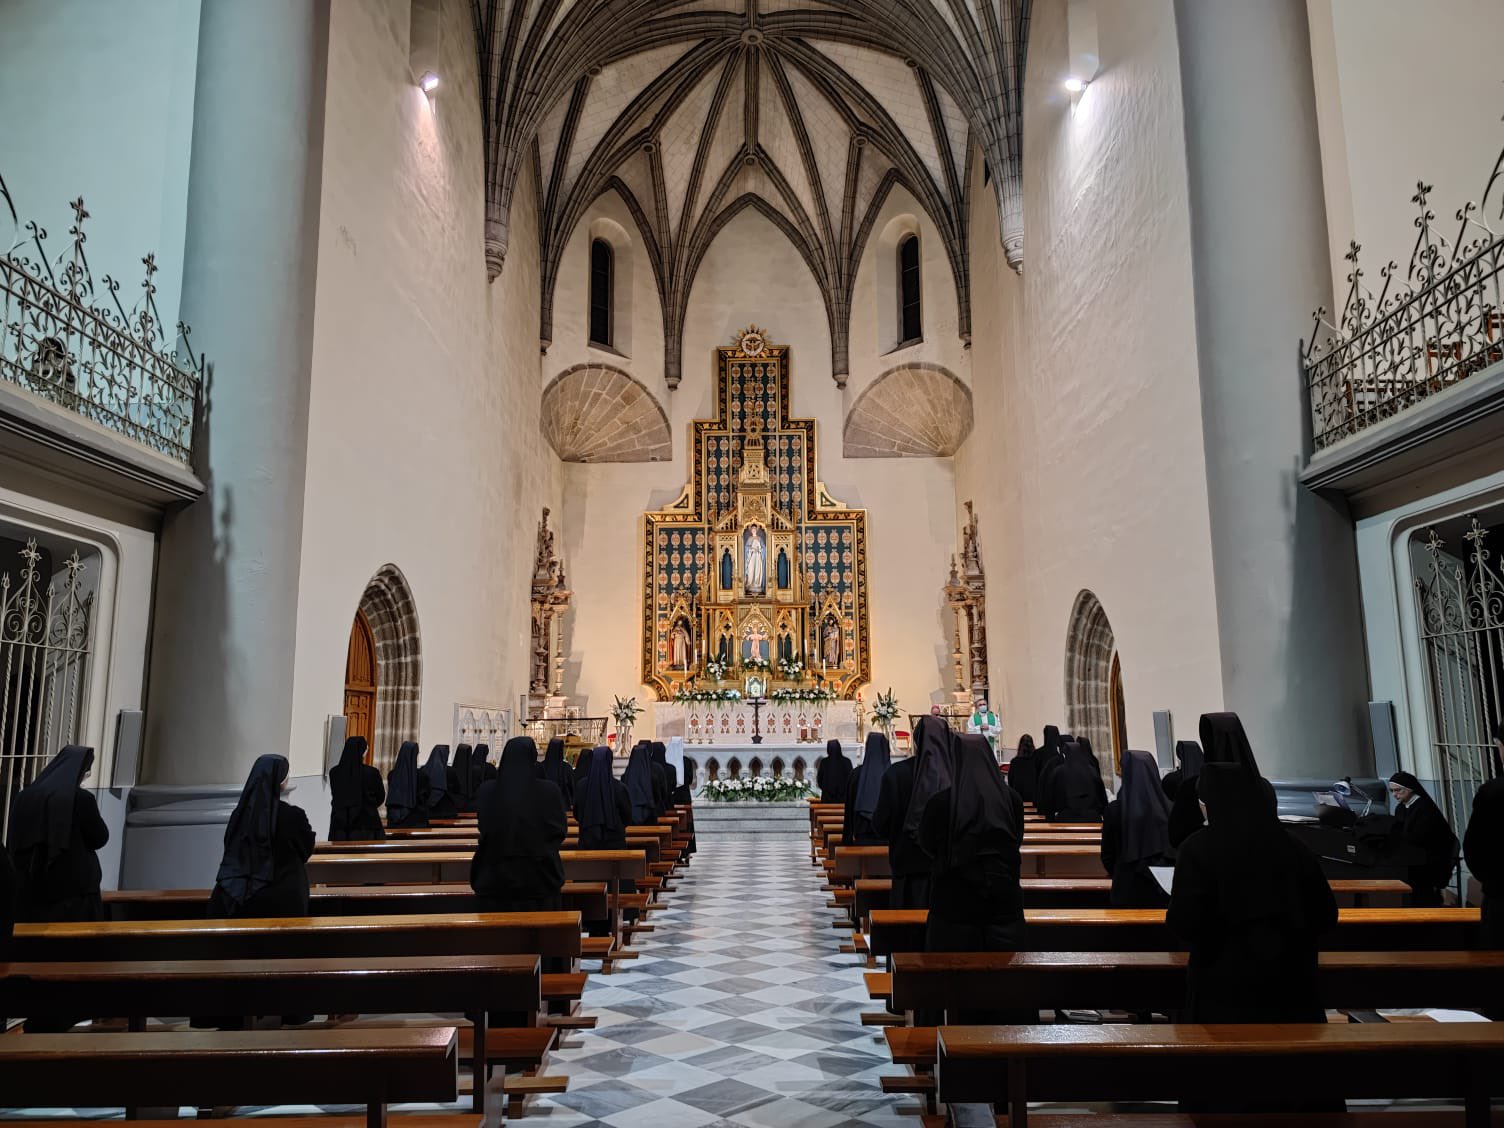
[656,701,860,745]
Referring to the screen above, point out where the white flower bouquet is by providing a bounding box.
[700,776,817,802]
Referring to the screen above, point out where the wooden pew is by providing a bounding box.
[850,877,1411,921]
[935,1022,1504,1127]
[8,911,583,962]
[887,948,1504,1017]
[0,1027,465,1128]
[0,956,535,1114]
[305,847,651,886]
[867,907,1481,959]
[106,882,610,923]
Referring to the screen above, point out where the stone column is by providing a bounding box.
[1174,0,1368,778]
[143,0,329,790]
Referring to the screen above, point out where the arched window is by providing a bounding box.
[589,238,613,347]
[897,234,922,345]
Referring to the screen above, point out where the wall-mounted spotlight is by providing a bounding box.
[1063,76,1088,94]
[419,71,440,94]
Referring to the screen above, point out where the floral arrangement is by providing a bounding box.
[700,775,817,802]
[776,657,805,680]
[703,657,729,682]
[741,656,771,673]
[770,686,837,704]
[870,687,901,729]
[611,694,641,728]
[674,687,743,704]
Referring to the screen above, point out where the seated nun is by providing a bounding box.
[1006,733,1039,802]
[873,716,943,910]
[1043,737,1108,822]
[470,737,567,912]
[423,743,459,820]
[1161,739,1203,802]
[386,741,431,829]
[210,753,316,919]
[11,746,108,922]
[1465,737,1504,950]
[817,739,854,803]
[575,746,631,850]
[1100,749,1175,907]
[1033,726,1067,819]
[1169,713,1259,847]
[0,841,14,958]
[622,742,657,824]
[1167,760,1340,1112]
[539,738,576,809]
[1387,770,1458,907]
[843,732,892,845]
[327,736,385,841]
[451,743,478,813]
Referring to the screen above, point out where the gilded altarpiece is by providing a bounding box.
[642,331,871,700]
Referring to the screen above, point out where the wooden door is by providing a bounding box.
[1108,651,1127,777]
[344,610,377,756]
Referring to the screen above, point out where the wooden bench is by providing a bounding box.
[936,1022,1504,1127]
[106,882,610,923]
[0,955,537,1114]
[867,908,1482,959]
[0,1027,465,1128]
[305,848,650,886]
[9,911,583,962]
[886,947,1504,1024]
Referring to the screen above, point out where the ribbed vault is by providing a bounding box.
[471,0,1031,387]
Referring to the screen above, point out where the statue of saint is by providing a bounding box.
[822,617,841,668]
[669,619,691,670]
[744,525,766,595]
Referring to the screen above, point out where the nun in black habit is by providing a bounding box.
[328,736,385,840]
[10,745,108,922]
[1167,761,1339,1112]
[1043,737,1107,822]
[1100,749,1174,907]
[650,741,675,812]
[1162,740,1204,801]
[539,738,576,809]
[386,741,431,829]
[918,732,1027,954]
[622,742,658,825]
[1034,726,1067,819]
[1387,771,1458,907]
[1006,733,1039,802]
[423,744,459,819]
[873,716,949,910]
[209,754,315,919]
[452,743,478,813]
[0,841,14,959]
[817,739,854,803]
[1169,714,1258,847]
[843,732,892,845]
[574,745,595,786]
[472,743,498,791]
[575,746,631,850]
[470,737,568,911]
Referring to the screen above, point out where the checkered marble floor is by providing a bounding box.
[532,833,911,1128]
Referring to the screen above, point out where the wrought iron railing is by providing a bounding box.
[1304,137,1504,451]
[0,172,202,464]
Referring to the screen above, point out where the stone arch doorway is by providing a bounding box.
[352,564,422,771]
[1065,590,1123,783]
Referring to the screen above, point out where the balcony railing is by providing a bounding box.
[1304,138,1504,452]
[0,172,202,465]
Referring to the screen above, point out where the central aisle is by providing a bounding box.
[538,833,909,1127]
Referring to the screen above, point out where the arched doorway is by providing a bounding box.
[343,610,377,753]
[1064,589,1122,786]
[352,564,422,771]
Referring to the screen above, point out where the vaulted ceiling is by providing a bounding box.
[471,0,1030,386]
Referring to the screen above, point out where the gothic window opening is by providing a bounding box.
[898,234,922,346]
[589,238,613,348]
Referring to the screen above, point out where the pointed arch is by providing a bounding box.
[356,564,422,771]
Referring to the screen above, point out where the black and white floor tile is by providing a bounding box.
[532,833,910,1128]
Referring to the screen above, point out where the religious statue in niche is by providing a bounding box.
[640,327,871,698]
[669,618,692,671]
[529,507,573,718]
[821,615,842,669]
[743,525,767,596]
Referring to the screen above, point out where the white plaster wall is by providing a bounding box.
[547,191,669,403]
[558,206,958,732]
[0,0,199,329]
[1307,0,1504,313]
[953,0,1225,759]
[845,184,971,402]
[288,0,558,781]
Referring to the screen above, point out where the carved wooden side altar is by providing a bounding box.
[642,328,871,700]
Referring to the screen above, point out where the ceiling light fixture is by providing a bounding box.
[419,71,440,94]
[1063,76,1087,94]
